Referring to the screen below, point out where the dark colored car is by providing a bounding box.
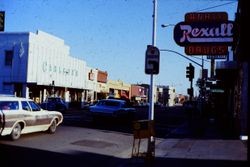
[41,97,68,113]
[89,99,136,119]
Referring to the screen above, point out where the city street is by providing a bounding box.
[0,106,247,167]
[0,1,248,166]
[62,105,189,138]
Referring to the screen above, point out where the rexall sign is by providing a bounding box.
[173,12,234,55]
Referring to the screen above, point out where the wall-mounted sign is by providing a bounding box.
[207,55,227,59]
[185,45,228,55]
[173,12,234,55]
[185,12,228,22]
[89,70,95,81]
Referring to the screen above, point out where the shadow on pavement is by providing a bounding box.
[0,144,247,167]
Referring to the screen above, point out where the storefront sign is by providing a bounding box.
[42,61,78,77]
[185,12,228,22]
[185,45,228,55]
[89,70,95,81]
[173,12,234,55]
[207,55,227,59]
[174,22,234,46]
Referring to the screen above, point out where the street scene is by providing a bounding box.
[0,0,249,166]
[0,105,248,166]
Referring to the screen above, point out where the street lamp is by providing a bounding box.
[161,24,175,28]
[159,49,204,68]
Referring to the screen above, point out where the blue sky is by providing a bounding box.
[0,0,238,95]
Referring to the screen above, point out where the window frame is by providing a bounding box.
[5,50,14,66]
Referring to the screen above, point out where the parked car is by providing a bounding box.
[40,97,68,113]
[89,99,136,119]
[0,96,63,140]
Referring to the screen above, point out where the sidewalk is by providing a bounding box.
[121,133,247,167]
[119,137,247,167]
[123,120,248,166]
[64,108,248,162]
[155,138,247,161]
[154,118,248,161]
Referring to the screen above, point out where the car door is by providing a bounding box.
[21,100,50,133]
[102,101,120,114]
[28,101,51,126]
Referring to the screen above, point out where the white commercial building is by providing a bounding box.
[0,30,99,107]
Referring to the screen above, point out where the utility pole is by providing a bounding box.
[149,0,157,122]
[210,57,215,78]
[147,0,157,161]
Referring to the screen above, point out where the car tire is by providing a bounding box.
[47,119,57,134]
[10,123,22,141]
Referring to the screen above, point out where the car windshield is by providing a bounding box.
[28,101,41,111]
[48,98,60,102]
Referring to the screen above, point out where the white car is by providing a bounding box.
[0,95,63,140]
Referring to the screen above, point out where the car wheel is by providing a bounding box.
[10,123,22,140]
[48,119,57,134]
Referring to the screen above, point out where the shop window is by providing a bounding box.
[5,50,13,66]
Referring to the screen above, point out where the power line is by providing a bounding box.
[195,1,237,12]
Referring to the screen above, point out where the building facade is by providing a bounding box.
[107,80,131,100]
[156,85,176,107]
[130,84,148,105]
[0,30,101,108]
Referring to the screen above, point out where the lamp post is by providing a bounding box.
[161,24,175,28]
[159,49,203,68]
[149,0,157,122]
[145,0,157,161]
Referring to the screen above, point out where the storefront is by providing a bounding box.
[0,30,100,108]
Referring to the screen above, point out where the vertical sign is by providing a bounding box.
[145,45,160,75]
[0,11,5,31]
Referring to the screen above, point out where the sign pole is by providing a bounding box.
[149,0,157,123]
[146,0,157,161]
[210,57,215,78]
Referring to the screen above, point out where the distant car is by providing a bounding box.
[0,96,63,140]
[41,97,68,113]
[89,99,136,119]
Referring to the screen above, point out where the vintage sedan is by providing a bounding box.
[0,96,63,140]
[89,99,136,119]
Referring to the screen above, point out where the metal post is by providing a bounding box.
[147,0,157,160]
[210,57,215,78]
[149,0,157,122]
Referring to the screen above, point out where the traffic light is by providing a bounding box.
[186,63,194,81]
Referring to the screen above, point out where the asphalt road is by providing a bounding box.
[62,105,190,138]
[1,105,247,167]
